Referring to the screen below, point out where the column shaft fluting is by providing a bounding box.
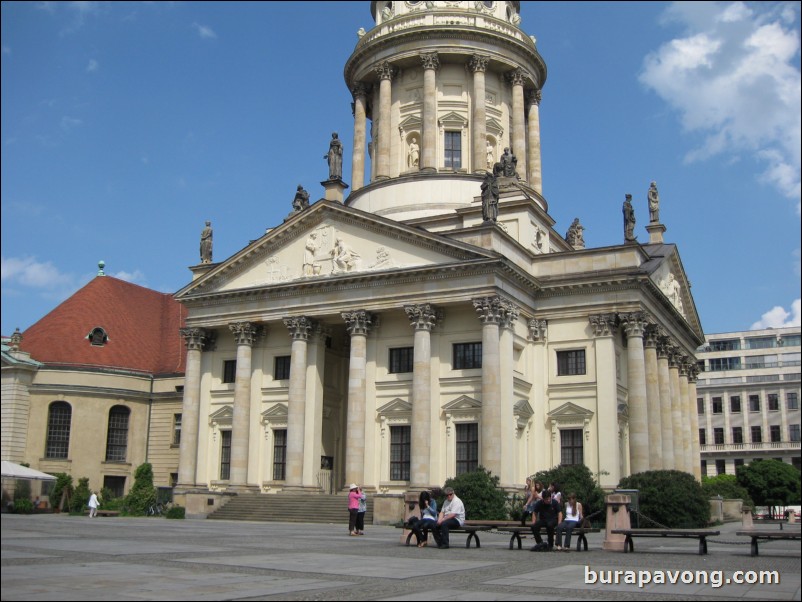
[351,84,368,190]
[421,53,439,172]
[470,55,489,173]
[343,311,373,489]
[284,317,315,488]
[229,322,260,489]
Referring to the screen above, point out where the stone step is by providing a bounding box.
[207,493,374,524]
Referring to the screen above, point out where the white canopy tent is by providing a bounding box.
[1,461,56,481]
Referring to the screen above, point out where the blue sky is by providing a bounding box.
[2,1,800,338]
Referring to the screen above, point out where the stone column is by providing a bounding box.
[469,54,489,173]
[678,359,693,475]
[177,327,209,489]
[375,61,395,180]
[473,297,509,478]
[528,319,548,476]
[506,68,527,182]
[687,365,702,480]
[421,53,439,173]
[342,310,374,489]
[668,348,685,473]
[526,89,543,194]
[499,302,519,487]
[228,322,261,491]
[643,325,663,470]
[657,337,675,469]
[405,303,439,488]
[590,314,620,488]
[283,316,316,489]
[620,312,650,475]
[351,83,369,191]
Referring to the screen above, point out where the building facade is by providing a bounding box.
[695,327,801,476]
[173,1,705,514]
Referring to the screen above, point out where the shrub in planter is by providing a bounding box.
[70,477,90,514]
[618,470,709,528]
[165,506,186,519]
[443,466,507,520]
[125,463,157,516]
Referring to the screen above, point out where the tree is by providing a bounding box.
[443,467,507,520]
[617,470,709,528]
[70,477,90,513]
[736,459,801,514]
[125,463,157,516]
[701,474,754,507]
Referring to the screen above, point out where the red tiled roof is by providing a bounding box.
[20,276,186,375]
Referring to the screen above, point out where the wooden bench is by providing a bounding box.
[85,510,120,517]
[611,528,720,555]
[399,524,491,548]
[736,529,802,557]
[497,525,600,551]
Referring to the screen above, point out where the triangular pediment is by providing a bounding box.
[377,398,412,415]
[442,395,482,411]
[262,404,288,419]
[177,201,495,298]
[548,401,594,421]
[513,399,534,418]
[209,405,233,426]
[643,245,703,341]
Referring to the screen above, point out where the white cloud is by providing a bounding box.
[192,22,217,40]
[751,299,802,329]
[60,116,83,131]
[641,2,801,205]
[86,58,99,72]
[111,269,147,286]
[1,256,74,289]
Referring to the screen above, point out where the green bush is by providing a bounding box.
[618,470,709,528]
[70,477,90,514]
[443,466,508,520]
[165,505,186,519]
[50,473,73,512]
[532,464,607,524]
[14,499,34,514]
[702,474,754,507]
[125,463,157,516]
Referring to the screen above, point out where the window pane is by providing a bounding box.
[444,131,461,169]
[105,406,130,462]
[220,431,232,480]
[274,356,291,380]
[390,426,411,481]
[389,347,413,374]
[223,360,237,384]
[557,350,586,376]
[273,429,287,481]
[560,429,583,465]
[45,402,72,459]
[454,342,482,370]
[456,423,478,475]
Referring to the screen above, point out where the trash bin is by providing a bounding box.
[613,489,639,527]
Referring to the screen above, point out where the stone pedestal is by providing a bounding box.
[322,179,349,203]
[741,508,754,528]
[602,493,632,551]
[646,223,666,244]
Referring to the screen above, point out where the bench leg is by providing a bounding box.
[699,537,708,555]
[751,538,759,557]
[624,535,634,553]
[509,532,522,550]
[405,531,414,547]
[466,532,480,548]
[577,533,588,552]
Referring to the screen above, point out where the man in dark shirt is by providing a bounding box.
[530,489,562,551]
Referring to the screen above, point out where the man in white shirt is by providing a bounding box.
[433,487,465,549]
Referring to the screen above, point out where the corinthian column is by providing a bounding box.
[589,313,620,488]
[688,365,702,480]
[620,312,650,474]
[405,303,439,487]
[375,61,396,179]
[470,54,490,174]
[643,325,663,470]
[657,337,675,469]
[283,316,316,489]
[421,53,439,173]
[351,83,369,190]
[177,327,210,489]
[678,359,693,476]
[526,89,543,193]
[228,322,262,491]
[342,310,375,489]
[506,68,527,182]
[668,348,685,472]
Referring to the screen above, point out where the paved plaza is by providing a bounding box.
[2,514,799,601]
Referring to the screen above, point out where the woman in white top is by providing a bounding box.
[555,493,582,551]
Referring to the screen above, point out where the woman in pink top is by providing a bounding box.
[348,484,360,536]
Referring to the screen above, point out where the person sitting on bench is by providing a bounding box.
[433,487,465,549]
[555,493,582,551]
[530,489,562,551]
[408,491,438,548]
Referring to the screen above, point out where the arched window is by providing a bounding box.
[105,405,130,462]
[45,401,72,459]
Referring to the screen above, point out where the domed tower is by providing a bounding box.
[344,1,546,224]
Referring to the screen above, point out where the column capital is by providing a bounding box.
[375,61,397,81]
[528,318,547,342]
[342,310,375,336]
[688,363,701,383]
[643,324,660,348]
[404,303,441,331]
[421,52,440,71]
[469,54,490,73]
[589,313,618,337]
[473,296,515,326]
[180,327,213,352]
[229,322,262,346]
[283,316,318,341]
[351,81,370,99]
[667,346,682,369]
[619,311,648,338]
[678,357,693,377]
[526,88,542,106]
[505,67,528,87]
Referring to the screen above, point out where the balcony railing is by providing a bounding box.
[701,441,801,453]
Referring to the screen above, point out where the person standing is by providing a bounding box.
[88,491,99,518]
[347,484,360,536]
[433,487,465,549]
[530,489,562,551]
[356,487,367,535]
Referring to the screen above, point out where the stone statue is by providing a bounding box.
[500,147,518,178]
[623,194,637,242]
[292,185,310,212]
[481,171,499,223]
[486,140,494,169]
[408,137,419,168]
[565,218,585,248]
[331,236,361,273]
[303,232,321,277]
[648,181,660,223]
[324,132,343,180]
[200,221,213,264]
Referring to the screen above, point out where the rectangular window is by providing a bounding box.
[770,425,781,442]
[790,424,801,442]
[789,392,800,410]
[701,460,707,476]
[390,426,411,481]
[768,393,779,411]
[781,334,801,347]
[730,396,741,413]
[172,413,182,446]
[103,476,126,499]
[220,431,232,480]
[273,429,287,481]
[169,473,178,488]
[455,423,479,475]
[560,429,584,466]
[444,131,462,169]
[712,397,723,414]
[389,347,414,374]
[746,336,777,350]
[710,339,740,351]
[45,402,71,459]
[749,394,760,412]
[699,428,706,445]
[274,356,291,380]
[751,426,762,443]
[709,357,741,371]
[105,408,129,462]
[697,398,705,414]
[715,459,726,475]
[557,350,586,376]
[732,427,743,444]
[734,458,744,470]
[713,428,724,444]
[223,360,237,384]
[453,342,482,370]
